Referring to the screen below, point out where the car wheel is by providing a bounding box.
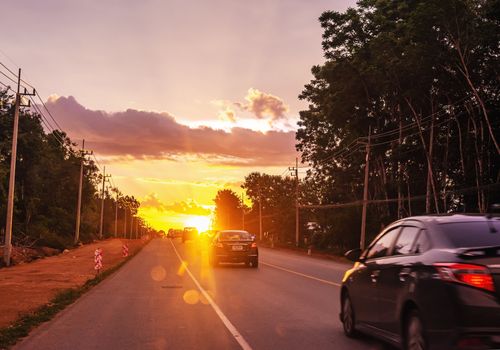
[251,258,258,268]
[341,293,357,337]
[405,310,426,350]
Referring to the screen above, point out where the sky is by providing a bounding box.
[1,0,357,231]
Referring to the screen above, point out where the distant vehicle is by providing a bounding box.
[167,229,174,238]
[209,230,258,268]
[340,214,500,350]
[167,229,182,239]
[182,227,198,243]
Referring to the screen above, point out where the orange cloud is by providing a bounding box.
[43,96,296,166]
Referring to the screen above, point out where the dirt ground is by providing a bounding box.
[0,238,149,328]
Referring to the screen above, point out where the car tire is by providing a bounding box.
[250,258,258,268]
[405,309,427,350]
[341,293,357,338]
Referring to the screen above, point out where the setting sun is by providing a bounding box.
[184,215,212,232]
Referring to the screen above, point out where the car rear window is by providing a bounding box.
[440,221,500,247]
[220,231,252,240]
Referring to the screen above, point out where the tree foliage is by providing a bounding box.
[213,189,243,230]
[296,0,499,249]
[0,89,142,249]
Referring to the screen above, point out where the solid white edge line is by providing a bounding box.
[169,239,253,350]
[261,261,341,287]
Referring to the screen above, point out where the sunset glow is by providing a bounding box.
[1,0,357,232]
[184,216,212,233]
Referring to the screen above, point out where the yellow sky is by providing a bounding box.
[110,157,283,231]
[1,0,357,231]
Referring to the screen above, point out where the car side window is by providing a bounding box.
[412,230,431,254]
[393,226,420,255]
[365,228,400,260]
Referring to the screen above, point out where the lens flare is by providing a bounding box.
[184,215,211,232]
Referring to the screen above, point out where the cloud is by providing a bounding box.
[236,88,289,123]
[164,201,211,216]
[44,96,296,166]
[218,107,236,123]
[141,193,166,210]
[141,193,211,215]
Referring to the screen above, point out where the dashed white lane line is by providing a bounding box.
[261,261,341,287]
[169,239,252,350]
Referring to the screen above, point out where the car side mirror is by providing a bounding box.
[345,248,362,262]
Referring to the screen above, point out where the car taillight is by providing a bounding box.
[434,263,495,292]
[251,242,257,248]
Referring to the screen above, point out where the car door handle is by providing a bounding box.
[399,268,411,281]
[370,270,380,283]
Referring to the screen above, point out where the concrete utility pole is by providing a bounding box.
[130,214,134,239]
[98,166,111,239]
[3,69,35,266]
[114,194,118,238]
[258,185,263,241]
[74,140,92,245]
[123,203,127,238]
[241,192,245,230]
[135,218,139,239]
[289,157,299,247]
[360,126,372,250]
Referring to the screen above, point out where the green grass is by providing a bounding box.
[0,242,148,349]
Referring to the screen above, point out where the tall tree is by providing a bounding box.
[213,189,243,230]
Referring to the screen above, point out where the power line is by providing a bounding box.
[0,69,18,85]
[307,97,475,168]
[35,92,63,131]
[0,63,33,92]
[28,95,67,147]
[299,182,500,210]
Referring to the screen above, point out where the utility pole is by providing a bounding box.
[130,213,134,239]
[123,205,127,239]
[289,157,299,247]
[258,184,263,241]
[360,126,372,250]
[98,167,111,239]
[3,69,35,266]
[114,194,118,238]
[74,140,92,245]
[241,192,245,230]
[135,218,139,239]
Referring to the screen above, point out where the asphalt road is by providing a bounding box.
[15,238,393,350]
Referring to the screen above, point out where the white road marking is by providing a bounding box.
[261,261,341,287]
[169,240,253,350]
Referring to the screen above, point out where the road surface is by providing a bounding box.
[15,238,393,349]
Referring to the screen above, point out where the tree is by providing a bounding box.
[213,189,243,230]
[296,0,499,250]
[242,173,297,244]
[0,87,145,250]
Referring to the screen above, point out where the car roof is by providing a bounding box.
[382,214,499,248]
[395,213,499,226]
[219,230,250,233]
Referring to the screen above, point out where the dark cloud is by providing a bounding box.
[44,96,296,166]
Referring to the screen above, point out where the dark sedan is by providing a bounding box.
[340,214,500,350]
[209,230,258,268]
